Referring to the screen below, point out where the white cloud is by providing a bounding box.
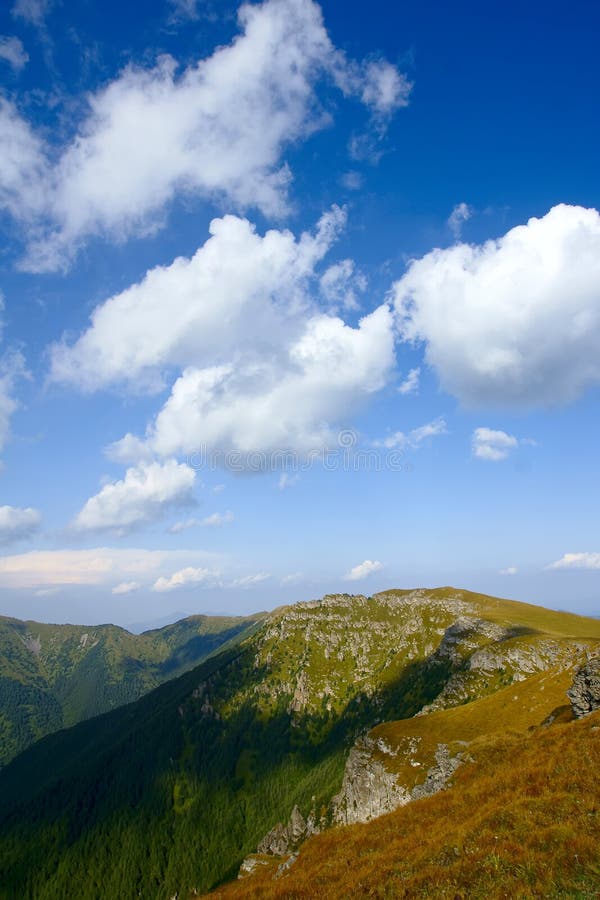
[0,99,46,223]
[397,366,420,395]
[359,59,411,115]
[344,559,383,581]
[394,204,600,408]
[153,566,216,592]
[201,510,234,526]
[0,36,28,71]
[0,348,29,454]
[141,304,395,458]
[51,208,346,391]
[499,566,518,576]
[59,209,398,463]
[447,202,472,239]
[167,517,199,534]
[547,553,600,571]
[230,572,271,588]
[112,581,141,595]
[3,0,408,271]
[0,506,41,544]
[212,483,225,494]
[319,258,366,310]
[73,459,196,533]
[11,0,51,27]
[376,416,447,450]
[0,547,218,588]
[472,427,518,462]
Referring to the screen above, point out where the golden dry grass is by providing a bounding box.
[206,709,600,899]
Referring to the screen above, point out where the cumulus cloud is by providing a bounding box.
[53,209,397,461]
[344,559,383,581]
[499,566,518,576]
[472,427,519,461]
[447,202,472,239]
[51,208,346,391]
[376,416,447,450]
[142,304,395,458]
[153,566,216,592]
[394,204,600,408]
[0,36,28,71]
[0,547,219,588]
[112,581,141,595]
[73,459,196,533]
[397,366,420,395]
[0,505,41,544]
[547,553,600,571]
[1,0,409,271]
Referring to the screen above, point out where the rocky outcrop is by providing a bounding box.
[237,856,271,879]
[256,804,318,856]
[567,656,600,718]
[332,735,409,825]
[331,733,465,826]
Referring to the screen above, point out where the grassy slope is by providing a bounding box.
[209,678,600,899]
[0,612,263,764]
[0,589,599,899]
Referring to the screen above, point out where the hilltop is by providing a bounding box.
[0,587,599,899]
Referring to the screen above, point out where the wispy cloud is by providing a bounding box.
[447,201,472,239]
[397,366,420,395]
[376,417,447,450]
[0,36,28,71]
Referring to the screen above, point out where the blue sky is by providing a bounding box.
[0,0,599,626]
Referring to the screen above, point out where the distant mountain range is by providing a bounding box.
[1,587,599,899]
[0,611,264,765]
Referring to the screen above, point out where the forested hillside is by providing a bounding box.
[0,611,263,764]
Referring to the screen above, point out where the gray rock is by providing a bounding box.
[332,734,465,826]
[331,735,410,825]
[567,656,600,718]
[257,804,317,856]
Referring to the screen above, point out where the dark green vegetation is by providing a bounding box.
[0,588,599,899]
[0,612,263,764]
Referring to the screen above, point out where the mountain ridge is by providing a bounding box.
[1,587,599,899]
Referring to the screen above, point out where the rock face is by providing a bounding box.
[331,734,464,825]
[567,656,600,718]
[331,735,409,825]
